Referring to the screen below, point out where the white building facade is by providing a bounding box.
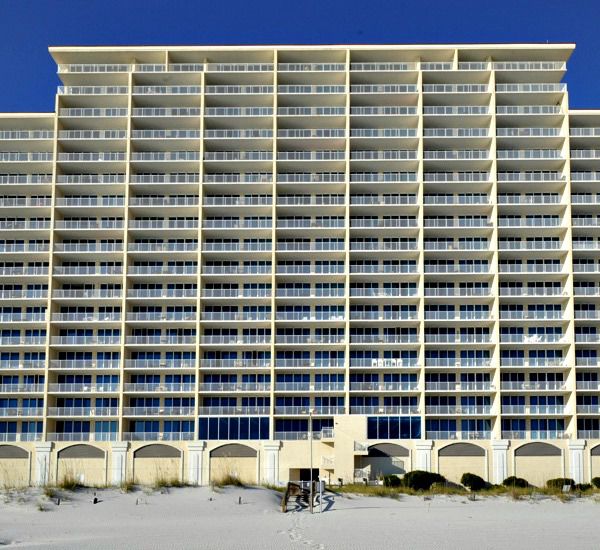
[0,43,599,487]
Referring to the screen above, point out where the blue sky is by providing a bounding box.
[1,0,600,111]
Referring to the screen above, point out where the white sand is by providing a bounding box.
[0,486,599,549]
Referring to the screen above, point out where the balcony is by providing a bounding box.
[201,335,270,345]
[0,336,46,346]
[0,360,44,370]
[0,383,44,393]
[0,313,46,322]
[502,405,565,415]
[122,407,194,416]
[47,407,119,417]
[501,430,568,440]
[0,408,43,417]
[49,360,120,370]
[124,383,195,392]
[205,151,272,161]
[126,335,196,345]
[206,85,273,94]
[350,406,419,415]
[122,432,194,441]
[58,87,128,96]
[198,406,269,415]
[350,382,418,391]
[52,312,121,322]
[501,381,566,391]
[274,406,344,415]
[53,289,122,299]
[0,433,42,442]
[199,382,270,392]
[125,359,196,369]
[425,382,492,391]
[425,405,492,415]
[350,62,417,72]
[51,336,121,346]
[47,383,120,393]
[59,108,128,117]
[200,359,270,369]
[46,432,118,442]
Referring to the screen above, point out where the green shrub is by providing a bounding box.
[460,472,486,491]
[402,470,446,491]
[382,475,401,487]
[575,483,592,492]
[502,476,529,488]
[546,478,575,490]
[592,477,600,489]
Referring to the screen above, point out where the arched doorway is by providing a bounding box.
[514,442,562,486]
[438,443,486,483]
[209,444,258,484]
[57,444,105,487]
[356,443,409,481]
[133,444,182,486]
[0,445,29,487]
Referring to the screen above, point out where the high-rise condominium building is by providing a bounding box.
[2,43,600,488]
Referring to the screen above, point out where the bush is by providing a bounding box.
[592,477,600,489]
[382,475,402,487]
[502,476,529,488]
[575,483,592,492]
[546,478,575,490]
[402,470,446,491]
[460,472,486,491]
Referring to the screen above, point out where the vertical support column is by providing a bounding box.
[491,440,509,484]
[34,442,53,486]
[269,49,277,439]
[187,441,206,485]
[343,49,351,417]
[416,58,425,439]
[569,440,586,483]
[117,63,134,441]
[488,57,501,439]
[110,441,129,485]
[42,93,60,440]
[194,64,205,439]
[262,440,281,485]
[415,440,433,471]
[561,87,577,440]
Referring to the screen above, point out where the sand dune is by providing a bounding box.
[0,486,599,549]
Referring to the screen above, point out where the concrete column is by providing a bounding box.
[187,442,206,486]
[415,441,433,472]
[110,442,129,486]
[34,442,53,486]
[262,441,281,485]
[491,440,510,484]
[568,440,586,484]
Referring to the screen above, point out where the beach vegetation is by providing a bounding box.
[403,470,446,491]
[502,476,529,488]
[460,473,486,491]
[546,478,575,490]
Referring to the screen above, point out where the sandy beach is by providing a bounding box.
[0,486,599,550]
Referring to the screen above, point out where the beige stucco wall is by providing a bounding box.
[3,437,600,488]
[438,456,486,484]
[210,456,257,484]
[57,458,106,487]
[514,456,562,487]
[590,455,600,479]
[133,457,181,486]
[0,458,30,488]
